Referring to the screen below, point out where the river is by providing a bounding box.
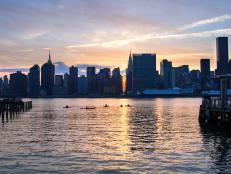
[0,98,230,173]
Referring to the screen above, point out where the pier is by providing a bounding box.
[0,98,32,123]
[199,75,231,127]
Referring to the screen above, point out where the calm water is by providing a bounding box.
[0,98,231,173]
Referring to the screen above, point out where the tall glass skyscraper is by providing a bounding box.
[216,37,229,75]
[132,53,156,92]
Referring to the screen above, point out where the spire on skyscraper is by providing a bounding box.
[47,50,52,64]
[129,50,132,60]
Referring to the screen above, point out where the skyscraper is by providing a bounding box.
[112,67,122,95]
[78,75,88,95]
[55,75,63,87]
[9,71,27,97]
[68,66,78,95]
[200,59,211,90]
[174,65,189,88]
[87,67,97,94]
[160,59,173,89]
[97,68,111,95]
[132,53,156,92]
[216,37,229,75]
[126,52,133,93]
[41,51,55,96]
[28,64,40,97]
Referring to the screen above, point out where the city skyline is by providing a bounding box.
[0,0,231,76]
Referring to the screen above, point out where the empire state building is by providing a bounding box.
[41,51,55,96]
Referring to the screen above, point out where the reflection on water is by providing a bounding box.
[0,98,230,173]
[200,126,231,173]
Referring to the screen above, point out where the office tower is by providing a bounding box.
[189,70,200,83]
[200,59,211,90]
[68,66,78,95]
[97,68,111,95]
[55,75,63,87]
[3,75,8,86]
[228,60,231,74]
[174,65,189,88]
[126,52,133,93]
[160,59,173,89]
[28,64,40,97]
[53,74,66,96]
[63,73,69,95]
[78,75,88,95]
[112,67,122,95]
[2,75,9,95]
[41,51,55,96]
[87,67,97,94]
[0,78,3,95]
[9,71,27,97]
[132,53,156,92]
[216,37,229,75]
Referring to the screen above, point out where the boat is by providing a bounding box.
[80,106,96,109]
[103,104,109,107]
[63,105,70,109]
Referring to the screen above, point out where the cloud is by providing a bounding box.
[54,61,69,74]
[21,30,48,40]
[180,13,231,30]
[66,28,231,48]
[54,62,114,75]
[0,68,28,73]
[15,49,34,53]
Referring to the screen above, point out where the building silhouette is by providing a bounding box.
[216,37,229,75]
[132,53,156,92]
[55,75,63,87]
[97,68,111,95]
[63,73,69,93]
[87,67,97,94]
[200,59,211,90]
[174,65,189,88]
[112,67,123,95]
[28,64,40,97]
[68,66,78,95]
[41,51,55,96]
[9,71,27,97]
[160,59,173,89]
[78,75,88,95]
[126,52,133,93]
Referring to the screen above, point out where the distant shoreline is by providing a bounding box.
[18,95,203,99]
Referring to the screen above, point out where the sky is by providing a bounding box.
[0,0,231,76]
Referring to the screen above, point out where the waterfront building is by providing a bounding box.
[216,37,229,75]
[28,64,40,97]
[189,70,200,83]
[2,75,9,95]
[174,65,189,88]
[126,52,133,93]
[9,71,27,97]
[78,75,88,95]
[132,53,156,92]
[87,67,97,94]
[97,68,111,95]
[200,59,211,90]
[69,66,78,95]
[0,78,3,95]
[55,75,63,87]
[41,51,55,96]
[112,67,122,95]
[160,59,173,89]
